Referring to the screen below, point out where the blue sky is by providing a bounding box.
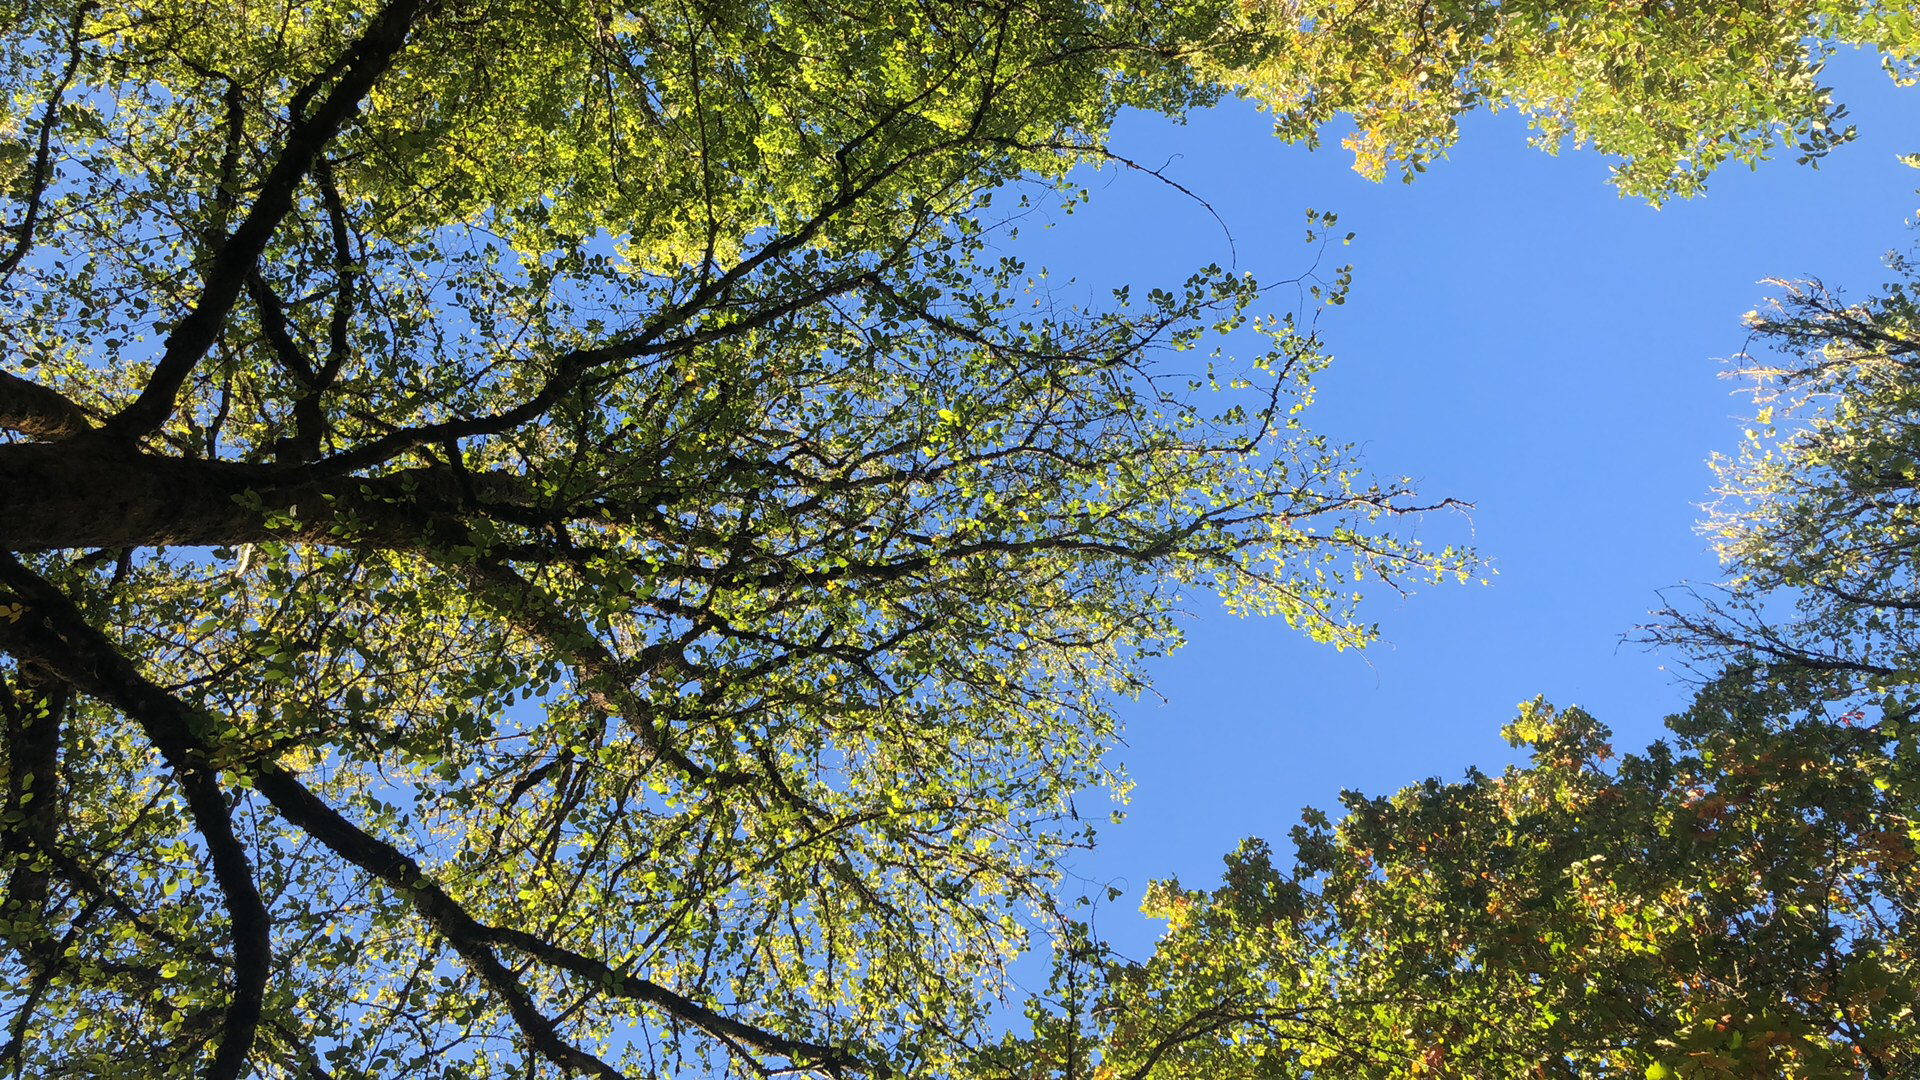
[1009,50,1920,958]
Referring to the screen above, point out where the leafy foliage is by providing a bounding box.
[0,0,1908,1077]
[1655,252,1920,710]
[0,0,1464,1074]
[1044,694,1917,1079]
[1215,0,1918,201]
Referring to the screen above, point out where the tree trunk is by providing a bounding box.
[0,443,526,551]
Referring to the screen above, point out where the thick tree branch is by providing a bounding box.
[1,664,65,926]
[0,556,269,1080]
[0,443,532,551]
[251,774,634,1080]
[246,271,318,388]
[0,371,92,440]
[104,0,439,440]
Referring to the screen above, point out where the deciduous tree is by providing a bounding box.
[1652,248,1920,712]
[0,0,1909,1076]
[1034,692,1917,1079]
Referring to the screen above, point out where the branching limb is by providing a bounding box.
[1,663,65,928]
[0,1,95,285]
[0,443,536,551]
[0,555,270,1080]
[0,371,93,440]
[452,556,717,784]
[0,897,102,1079]
[105,0,441,441]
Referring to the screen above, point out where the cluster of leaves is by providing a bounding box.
[1043,689,1917,1079]
[1213,0,1916,201]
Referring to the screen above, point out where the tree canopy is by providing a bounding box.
[1037,687,1918,1079]
[1,0,1915,1077]
[1022,246,1920,1080]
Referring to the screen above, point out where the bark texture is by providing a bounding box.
[0,373,91,440]
[0,444,533,551]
